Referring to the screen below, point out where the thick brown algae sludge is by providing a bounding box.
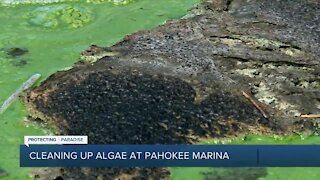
[23,0,320,179]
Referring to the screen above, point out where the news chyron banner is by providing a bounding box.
[21,136,320,167]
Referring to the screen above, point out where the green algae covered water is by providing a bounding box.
[0,0,320,180]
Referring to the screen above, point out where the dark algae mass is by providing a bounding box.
[5,47,28,57]
[201,168,267,180]
[21,0,320,179]
[0,168,8,178]
[26,62,270,144]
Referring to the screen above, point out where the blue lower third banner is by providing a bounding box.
[20,145,320,167]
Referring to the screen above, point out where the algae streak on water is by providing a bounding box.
[0,0,199,179]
